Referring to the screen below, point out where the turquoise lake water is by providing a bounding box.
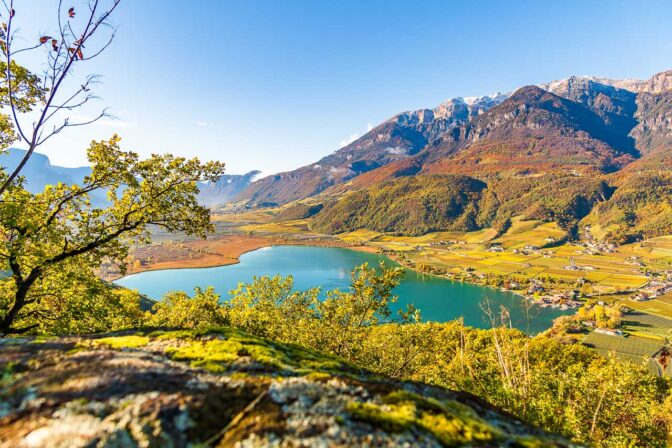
[115,245,570,333]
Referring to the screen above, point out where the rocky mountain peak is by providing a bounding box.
[542,69,672,96]
[433,93,509,120]
[629,69,672,94]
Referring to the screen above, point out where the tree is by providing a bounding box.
[0,0,122,195]
[0,136,224,333]
[226,274,319,345]
[149,287,227,330]
[309,262,412,358]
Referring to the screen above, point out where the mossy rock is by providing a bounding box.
[0,327,573,447]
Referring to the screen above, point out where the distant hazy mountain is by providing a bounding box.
[0,148,109,207]
[1,148,91,191]
[197,170,261,207]
[0,147,256,209]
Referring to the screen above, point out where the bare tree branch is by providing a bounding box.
[0,0,122,196]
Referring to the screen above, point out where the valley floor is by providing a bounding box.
[115,210,672,376]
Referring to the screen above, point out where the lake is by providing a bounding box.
[115,245,570,333]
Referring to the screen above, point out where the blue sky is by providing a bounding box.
[13,0,672,175]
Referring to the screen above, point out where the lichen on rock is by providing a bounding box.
[0,328,573,447]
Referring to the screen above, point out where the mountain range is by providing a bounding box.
[5,69,672,242]
[234,69,672,243]
[0,148,259,208]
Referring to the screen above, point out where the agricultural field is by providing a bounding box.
[493,218,567,249]
[619,297,672,320]
[583,331,663,358]
[240,219,314,235]
[582,331,666,376]
[396,238,650,292]
[620,312,672,340]
[337,229,383,244]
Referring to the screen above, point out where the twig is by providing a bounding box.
[202,389,268,447]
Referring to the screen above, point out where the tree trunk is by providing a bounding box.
[0,281,29,333]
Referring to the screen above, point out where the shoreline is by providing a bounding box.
[111,236,573,312]
[109,235,375,282]
[384,251,582,311]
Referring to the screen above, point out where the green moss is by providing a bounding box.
[347,390,505,447]
[148,328,214,340]
[29,335,58,344]
[347,401,414,433]
[305,371,332,382]
[94,335,150,349]
[511,436,557,448]
[167,339,245,372]
[161,328,352,376]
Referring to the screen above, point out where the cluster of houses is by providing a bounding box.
[428,239,467,247]
[624,256,645,267]
[579,226,617,254]
[576,240,617,255]
[631,281,672,301]
[563,257,596,271]
[593,327,625,337]
[526,281,582,310]
[512,245,542,256]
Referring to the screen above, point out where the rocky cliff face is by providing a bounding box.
[422,85,638,177]
[630,90,672,154]
[0,329,570,447]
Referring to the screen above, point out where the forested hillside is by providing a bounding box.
[237,70,672,241]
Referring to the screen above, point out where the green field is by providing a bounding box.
[620,312,672,340]
[621,298,672,320]
[493,218,566,249]
[583,331,666,376]
[583,332,663,358]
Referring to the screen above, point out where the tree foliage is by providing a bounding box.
[312,173,613,236]
[149,287,227,330]
[0,135,224,333]
[312,175,491,235]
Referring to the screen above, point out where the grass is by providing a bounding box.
[622,298,672,319]
[494,218,566,249]
[404,241,650,291]
[346,390,503,446]
[338,229,382,243]
[160,328,350,375]
[240,219,315,235]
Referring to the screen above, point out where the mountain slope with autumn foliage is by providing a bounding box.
[236,95,507,205]
[234,69,672,241]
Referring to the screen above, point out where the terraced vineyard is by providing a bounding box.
[583,332,663,357]
[582,332,666,375]
[621,311,672,339]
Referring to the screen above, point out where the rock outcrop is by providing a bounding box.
[0,328,571,447]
